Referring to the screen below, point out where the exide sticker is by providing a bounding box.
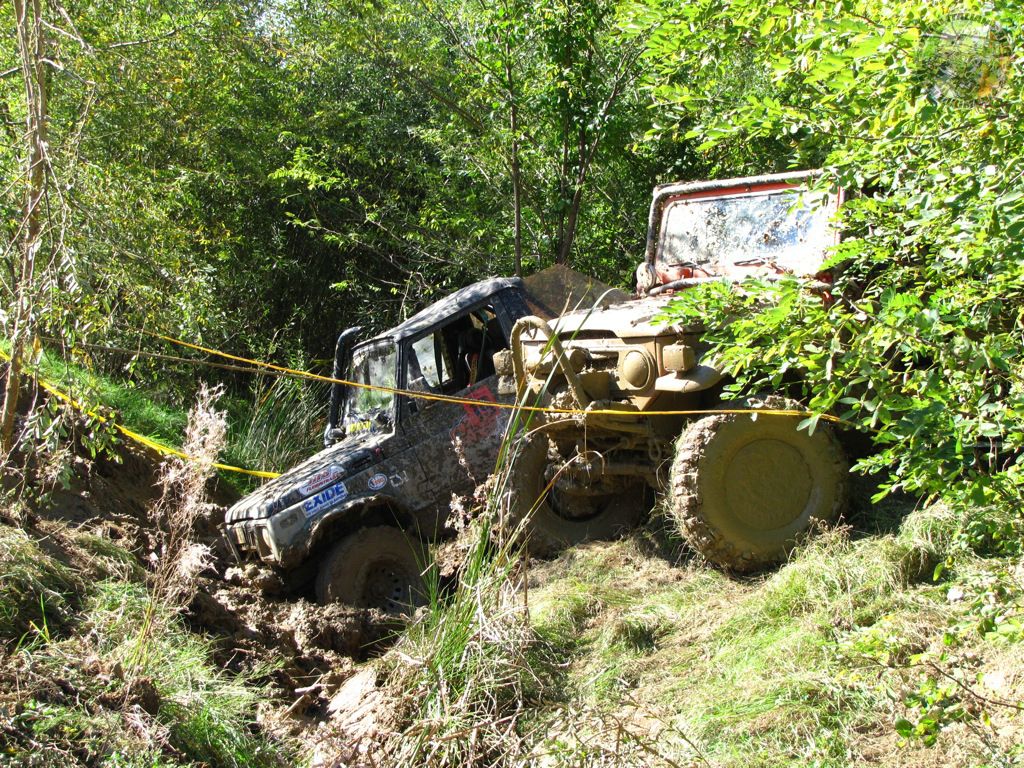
[302,481,348,518]
[298,464,345,497]
[367,473,387,491]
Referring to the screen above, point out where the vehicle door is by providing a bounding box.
[397,300,518,529]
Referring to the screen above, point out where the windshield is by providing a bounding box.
[658,188,834,276]
[342,342,396,435]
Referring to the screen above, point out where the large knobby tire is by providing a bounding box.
[670,399,848,572]
[509,435,648,557]
[315,526,428,614]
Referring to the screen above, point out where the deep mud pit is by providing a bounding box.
[22,442,413,763]
[191,576,397,696]
[189,577,406,764]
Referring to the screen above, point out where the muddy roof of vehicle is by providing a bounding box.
[371,277,524,343]
[649,169,819,200]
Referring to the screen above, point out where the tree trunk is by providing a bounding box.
[555,125,589,267]
[2,0,48,454]
[504,43,524,277]
[556,186,584,266]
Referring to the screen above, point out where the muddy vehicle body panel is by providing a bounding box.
[509,170,850,569]
[224,277,529,575]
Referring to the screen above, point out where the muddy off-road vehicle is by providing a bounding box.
[225,170,848,610]
[224,278,532,610]
[505,169,850,571]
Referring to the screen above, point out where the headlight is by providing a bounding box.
[619,350,655,390]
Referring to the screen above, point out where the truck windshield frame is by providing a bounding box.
[658,186,836,277]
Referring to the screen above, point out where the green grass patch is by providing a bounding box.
[4,340,324,487]
[527,501,1024,767]
[0,525,80,643]
[24,343,189,449]
[0,524,291,767]
[86,581,288,767]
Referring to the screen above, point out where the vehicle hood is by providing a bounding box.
[224,432,386,524]
[550,295,701,339]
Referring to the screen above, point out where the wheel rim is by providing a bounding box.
[538,454,633,523]
[362,559,422,613]
[724,437,813,532]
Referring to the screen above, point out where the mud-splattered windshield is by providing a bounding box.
[343,342,396,436]
[659,188,833,276]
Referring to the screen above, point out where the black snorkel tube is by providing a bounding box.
[324,326,361,448]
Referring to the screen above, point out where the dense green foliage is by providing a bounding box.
[2,0,681,377]
[1,1,1022,764]
[647,0,1022,523]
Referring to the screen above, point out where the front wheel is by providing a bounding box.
[315,526,428,614]
[508,435,648,557]
[670,398,848,572]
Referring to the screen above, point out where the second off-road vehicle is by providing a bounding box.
[506,169,850,570]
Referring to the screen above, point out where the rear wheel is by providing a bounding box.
[508,435,647,557]
[670,398,848,572]
[315,526,428,614]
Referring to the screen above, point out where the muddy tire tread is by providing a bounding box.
[315,525,427,612]
[670,397,848,572]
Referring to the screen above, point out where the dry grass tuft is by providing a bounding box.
[149,382,226,609]
[130,383,226,676]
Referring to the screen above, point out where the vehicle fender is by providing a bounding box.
[305,493,415,556]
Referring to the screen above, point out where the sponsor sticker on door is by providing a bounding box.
[368,473,388,491]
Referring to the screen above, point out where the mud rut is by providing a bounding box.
[30,444,417,763]
[31,440,765,765]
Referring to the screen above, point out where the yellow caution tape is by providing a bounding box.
[0,348,280,479]
[3,324,852,485]
[144,330,845,425]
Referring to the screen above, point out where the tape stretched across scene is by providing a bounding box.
[0,348,280,479]
[0,329,846,480]
[144,330,846,425]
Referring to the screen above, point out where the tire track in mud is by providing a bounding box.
[29,442,414,757]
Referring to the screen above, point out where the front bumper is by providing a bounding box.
[224,498,313,569]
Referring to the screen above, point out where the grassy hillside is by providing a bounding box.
[524,502,1023,766]
[0,521,293,766]
[356,482,1023,767]
[0,341,325,492]
[1,362,1020,767]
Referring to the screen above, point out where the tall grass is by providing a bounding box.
[89,580,289,767]
[380,421,542,767]
[0,525,79,643]
[2,339,326,490]
[222,373,327,478]
[0,522,291,766]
